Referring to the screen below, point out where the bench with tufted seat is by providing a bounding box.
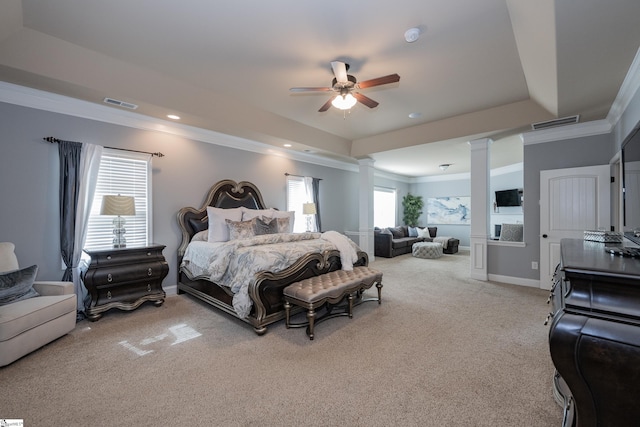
[283,266,383,340]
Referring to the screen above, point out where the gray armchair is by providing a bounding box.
[0,242,76,366]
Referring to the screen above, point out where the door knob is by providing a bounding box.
[542,234,548,238]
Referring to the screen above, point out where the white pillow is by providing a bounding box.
[270,210,295,233]
[417,227,430,239]
[207,207,243,242]
[241,207,275,221]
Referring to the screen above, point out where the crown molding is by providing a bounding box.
[0,81,359,173]
[607,46,640,126]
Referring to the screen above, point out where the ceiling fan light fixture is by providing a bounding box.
[332,93,357,110]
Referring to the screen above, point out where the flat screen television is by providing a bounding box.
[495,188,522,207]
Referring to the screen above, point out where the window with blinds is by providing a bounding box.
[84,149,151,250]
[374,187,397,228]
[286,176,308,233]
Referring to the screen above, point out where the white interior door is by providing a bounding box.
[539,165,610,289]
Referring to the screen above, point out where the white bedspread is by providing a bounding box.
[181,232,360,318]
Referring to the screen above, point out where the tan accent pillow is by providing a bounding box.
[226,218,257,240]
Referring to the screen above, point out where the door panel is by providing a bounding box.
[540,165,610,289]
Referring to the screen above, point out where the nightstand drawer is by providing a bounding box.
[88,262,165,287]
[89,246,165,267]
[94,280,163,307]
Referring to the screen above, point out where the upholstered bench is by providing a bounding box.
[412,241,443,259]
[283,266,383,340]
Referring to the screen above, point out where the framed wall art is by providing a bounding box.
[427,196,471,225]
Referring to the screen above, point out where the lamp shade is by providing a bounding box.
[302,202,317,215]
[101,195,136,216]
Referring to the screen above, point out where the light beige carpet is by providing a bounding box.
[1,250,561,426]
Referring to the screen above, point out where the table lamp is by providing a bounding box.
[302,202,317,232]
[101,195,136,248]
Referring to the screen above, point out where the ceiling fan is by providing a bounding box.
[290,61,400,112]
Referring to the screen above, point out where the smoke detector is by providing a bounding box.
[404,28,420,43]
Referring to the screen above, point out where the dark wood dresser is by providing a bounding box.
[548,238,640,427]
[81,244,169,321]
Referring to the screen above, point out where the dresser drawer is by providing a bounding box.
[94,280,164,307]
[88,246,165,267]
[88,261,166,287]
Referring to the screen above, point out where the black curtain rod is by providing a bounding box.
[284,173,322,180]
[43,136,165,158]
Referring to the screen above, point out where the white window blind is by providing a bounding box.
[374,187,396,228]
[286,176,307,233]
[84,149,151,250]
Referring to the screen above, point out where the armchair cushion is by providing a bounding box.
[0,265,39,306]
[0,242,19,272]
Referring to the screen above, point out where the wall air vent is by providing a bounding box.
[531,115,579,131]
[103,97,138,110]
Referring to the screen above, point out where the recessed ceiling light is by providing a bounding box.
[283,144,292,148]
[408,112,422,119]
[167,114,180,120]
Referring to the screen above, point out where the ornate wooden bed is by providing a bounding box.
[176,179,368,334]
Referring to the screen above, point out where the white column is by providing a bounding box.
[358,158,376,261]
[469,138,492,280]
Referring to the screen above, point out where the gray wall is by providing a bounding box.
[488,133,614,280]
[411,178,471,246]
[0,102,359,285]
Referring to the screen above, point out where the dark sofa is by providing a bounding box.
[374,226,434,258]
[374,226,459,258]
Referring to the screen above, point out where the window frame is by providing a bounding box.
[374,186,397,229]
[83,148,152,250]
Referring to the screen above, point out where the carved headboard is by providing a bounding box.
[176,180,267,258]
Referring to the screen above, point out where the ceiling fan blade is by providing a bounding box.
[357,73,400,89]
[353,92,379,108]
[290,87,333,92]
[318,97,335,112]
[330,61,348,83]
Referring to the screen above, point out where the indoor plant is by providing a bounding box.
[402,194,424,227]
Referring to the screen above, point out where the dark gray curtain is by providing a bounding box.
[312,178,321,232]
[58,140,82,282]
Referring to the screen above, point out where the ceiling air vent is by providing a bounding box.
[531,115,579,131]
[103,97,138,110]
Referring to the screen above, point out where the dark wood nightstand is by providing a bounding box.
[81,244,169,321]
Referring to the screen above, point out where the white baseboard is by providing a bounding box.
[488,274,540,288]
[164,284,178,296]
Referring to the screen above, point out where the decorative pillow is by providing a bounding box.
[499,223,524,242]
[226,218,256,240]
[241,208,275,222]
[389,227,405,239]
[270,210,295,233]
[254,217,279,235]
[428,227,438,238]
[0,264,40,306]
[191,230,208,242]
[408,226,419,237]
[381,228,392,235]
[417,227,430,238]
[207,207,243,242]
[275,217,291,234]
